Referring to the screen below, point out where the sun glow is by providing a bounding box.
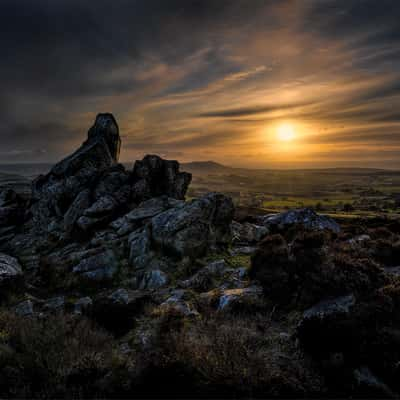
[276,123,296,142]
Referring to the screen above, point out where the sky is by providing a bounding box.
[1,0,400,169]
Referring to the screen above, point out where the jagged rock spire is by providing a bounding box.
[87,113,121,162]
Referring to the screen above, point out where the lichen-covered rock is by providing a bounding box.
[258,208,341,234]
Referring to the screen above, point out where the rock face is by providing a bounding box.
[258,208,341,234]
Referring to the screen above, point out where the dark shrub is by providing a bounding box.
[249,235,295,304]
[0,312,116,398]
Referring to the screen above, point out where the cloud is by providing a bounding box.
[0,0,400,168]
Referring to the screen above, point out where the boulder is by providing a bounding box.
[43,296,65,312]
[111,196,184,236]
[231,221,268,244]
[137,269,169,290]
[0,253,23,290]
[14,299,34,317]
[73,296,93,315]
[179,259,229,292]
[72,249,119,282]
[151,193,234,259]
[258,208,341,234]
[128,227,154,270]
[159,290,199,317]
[132,155,191,201]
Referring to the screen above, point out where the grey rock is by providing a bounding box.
[74,296,93,314]
[83,194,117,218]
[111,196,183,236]
[93,165,130,201]
[132,154,191,201]
[348,234,371,245]
[384,266,400,277]
[179,259,229,291]
[258,208,341,233]
[14,300,34,316]
[353,367,394,398]
[302,294,355,322]
[72,249,118,282]
[137,269,169,290]
[231,221,268,244]
[43,296,65,312]
[128,227,154,269]
[0,253,22,287]
[218,286,263,310]
[160,292,199,317]
[151,193,234,259]
[51,114,120,178]
[63,189,91,231]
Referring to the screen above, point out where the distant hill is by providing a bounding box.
[181,161,232,174]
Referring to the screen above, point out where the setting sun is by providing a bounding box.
[276,123,296,142]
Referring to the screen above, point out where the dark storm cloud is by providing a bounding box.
[0,0,400,167]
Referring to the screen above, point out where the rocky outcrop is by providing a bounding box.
[30,114,122,233]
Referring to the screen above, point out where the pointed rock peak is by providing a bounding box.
[88,113,121,162]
